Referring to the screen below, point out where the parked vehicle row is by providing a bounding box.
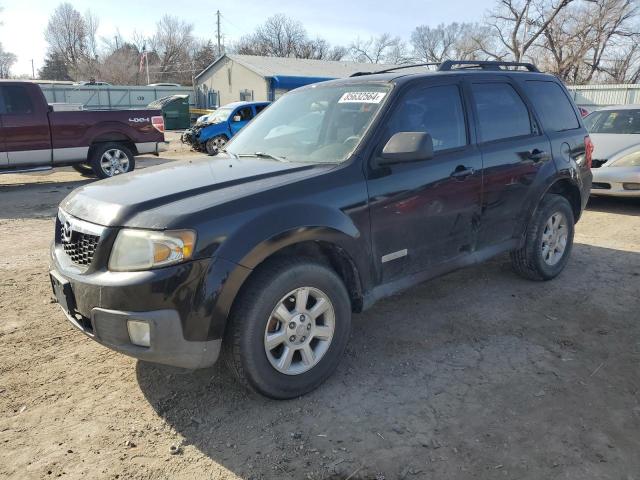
[0,81,167,178]
[50,60,593,399]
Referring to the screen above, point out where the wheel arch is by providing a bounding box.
[89,132,137,155]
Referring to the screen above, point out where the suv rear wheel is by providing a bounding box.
[224,258,351,399]
[511,194,575,280]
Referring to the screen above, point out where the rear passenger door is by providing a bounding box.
[467,79,552,250]
[520,79,585,179]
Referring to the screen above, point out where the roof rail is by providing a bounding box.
[438,60,539,72]
[350,62,440,77]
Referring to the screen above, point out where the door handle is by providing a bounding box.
[528,149,548,162]
[450,165,475,179]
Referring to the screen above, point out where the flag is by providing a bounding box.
[139,46,147,73]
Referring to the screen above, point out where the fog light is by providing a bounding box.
[622,182,640,190]
[127,320,150,347]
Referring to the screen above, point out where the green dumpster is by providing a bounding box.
[148,95,190,130]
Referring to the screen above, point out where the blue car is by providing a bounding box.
[182,101,270,154]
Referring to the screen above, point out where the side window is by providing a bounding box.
[234,107,253,122]
[524,80,579,132]
[471,83,532,142]
[385,84,467,152]
[1,85,34,115]
[255,104,268,115]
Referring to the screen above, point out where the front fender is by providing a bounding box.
[205,204,371,339]
[198,123,229,143]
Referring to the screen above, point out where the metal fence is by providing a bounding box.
[566,84,640,108]
[37,83,196,110]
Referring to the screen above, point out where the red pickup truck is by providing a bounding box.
[0,81,167,178]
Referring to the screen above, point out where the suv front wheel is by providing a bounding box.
[224,258,351,399]
[511,194,575,280]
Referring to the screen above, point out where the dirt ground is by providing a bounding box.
[1,153,639,480]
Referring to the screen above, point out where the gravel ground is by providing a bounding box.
[1,158,639,480]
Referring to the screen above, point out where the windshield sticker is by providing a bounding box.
[338,92,386,104]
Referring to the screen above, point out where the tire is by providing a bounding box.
[224,258,352,399]
[205,135,227,155]
[71,163,95,177]
[89,142,135,179]
[510,194,575,281]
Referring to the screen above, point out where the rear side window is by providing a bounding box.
[524,80,579,132]
[471,83,532,142]
[0,85,34,115]
[385,84,467,152]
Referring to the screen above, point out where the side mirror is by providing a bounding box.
[380,132,433,164]
[232,115,242,122]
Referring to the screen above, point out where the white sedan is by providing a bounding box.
[585,105,640,197]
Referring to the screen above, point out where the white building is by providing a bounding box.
[194,54,397,108]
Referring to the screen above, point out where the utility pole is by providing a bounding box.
[31,59,35,79]
[216,10,222,57]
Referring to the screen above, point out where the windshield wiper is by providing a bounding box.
[236,152,288,162]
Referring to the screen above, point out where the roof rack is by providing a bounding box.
[350,60,540,77]
[350,62,440,77]
[438,60,539,72]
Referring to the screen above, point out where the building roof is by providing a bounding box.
[196,54,399,81]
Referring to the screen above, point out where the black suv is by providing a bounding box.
[50,61,593,398]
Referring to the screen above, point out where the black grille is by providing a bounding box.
[592,159,608,168]
[60,223,100,266]
[592,182,611,190]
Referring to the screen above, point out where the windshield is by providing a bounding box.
[225,83,391,163]
[206,108,233,124]
[585,109,640,134]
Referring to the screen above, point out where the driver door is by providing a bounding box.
[229,106,253,135]
[367,81,483,283]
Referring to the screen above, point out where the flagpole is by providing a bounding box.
[145,52,150,85]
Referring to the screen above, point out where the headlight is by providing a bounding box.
[109,229,196,271]
[611,151,640,167]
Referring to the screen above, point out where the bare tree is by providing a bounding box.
[483,0,575,62]
[44,3,87,75]
[411,22,488,62]
[349,33,409,64]
[149,15,194,84]
[0,43,16,78]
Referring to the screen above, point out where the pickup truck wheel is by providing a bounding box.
[510,194,575,281]
[71,163,94,177]
[205,136,227,155]
[90,143,135,179]
[224,259,351,399]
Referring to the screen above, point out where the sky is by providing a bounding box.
[1,0,490,77]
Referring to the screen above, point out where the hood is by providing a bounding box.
[60,155,325,228]
[590,133,640,163]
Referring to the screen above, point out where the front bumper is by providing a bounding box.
[58,303,221,369]
[50,238,247,369]
[591,167,640,197]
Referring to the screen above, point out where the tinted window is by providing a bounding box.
[584,109,640,134]
[524,80,579,132]
[385,84,467,152]
[471,83,531,142]
[1,85,34,114]
[255,104,268,114]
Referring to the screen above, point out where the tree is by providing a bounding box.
[192,39,217,73]
[0,44,16,78]
[44,3,87,75]
[411,23,487,62]
[38,51,72,80]
[149,15,194,84]
[349,33,409,64]
[483,0,575,62]
[233,14,346,60]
